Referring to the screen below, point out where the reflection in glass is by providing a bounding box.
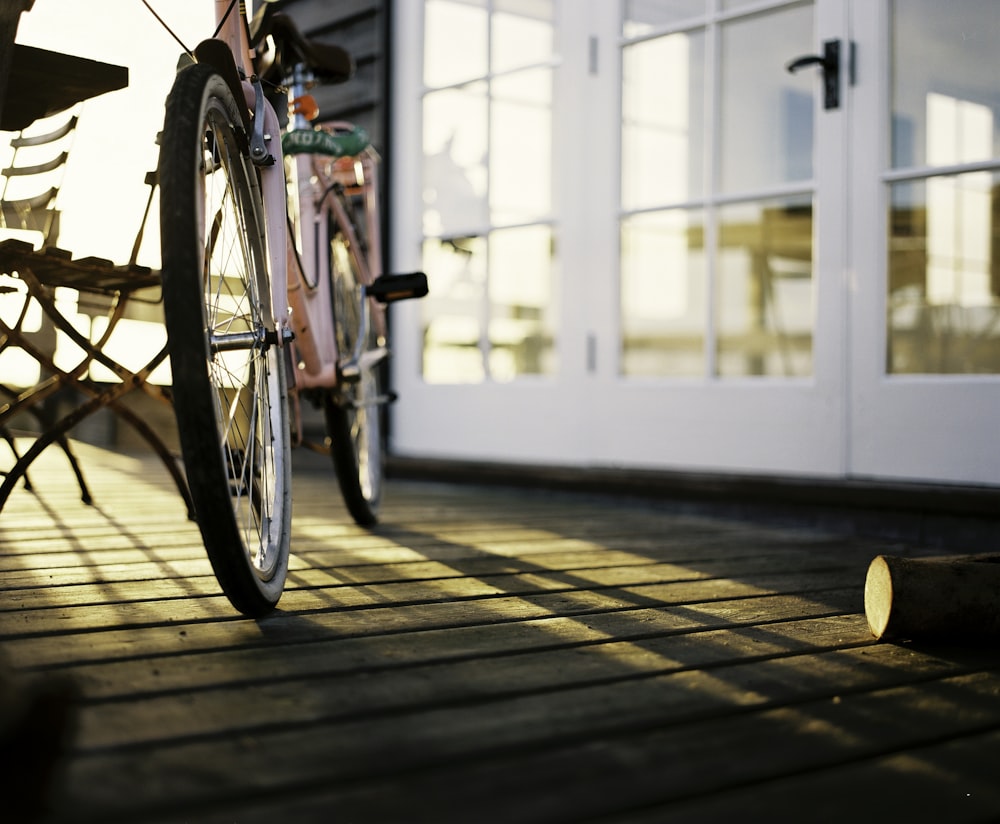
[622,0,706,36]
[424,0,488,88]
[888,173,1000,374]
[891,0,1000,169]
[716,197,813,377]
[421,227,556,383]
[493,0,554,73]
[423,84,489,236]
[421,236,487,384]
[720,4,814,193]
[420,0,558,384]
[489,226,556,380]
[491,69,553,225]
[621,210,706,377]
[622,31,705,209]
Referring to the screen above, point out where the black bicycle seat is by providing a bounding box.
[251,9,353,85]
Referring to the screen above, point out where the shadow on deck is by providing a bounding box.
[1,443,999,823]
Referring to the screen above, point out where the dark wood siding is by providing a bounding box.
[275,0,388,153]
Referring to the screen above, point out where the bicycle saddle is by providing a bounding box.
[250,9,354,86]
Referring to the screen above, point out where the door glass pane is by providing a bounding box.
[621,209,706,377]
[887,0,1000,375]
[420,229,556,384]
[719,4,814,193]
[488,226,556,380]
[716,196,813,377]
[490,68,553,224]
[888,172,1000,374]
[422,236,487,384]
[420,2,557,385]
[622,29,706,209]
[623,0,706,36]
[423,83,489,236]
[891,0,1000,169]
[424,0,488,88]
[492,0,554,73]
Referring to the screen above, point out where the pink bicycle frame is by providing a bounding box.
[285,141,386,391]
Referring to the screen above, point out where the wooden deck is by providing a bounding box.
[3,442,1000,823]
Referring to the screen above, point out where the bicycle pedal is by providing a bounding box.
[367,272,428,304]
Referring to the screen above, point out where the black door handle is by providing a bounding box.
[786,39,841,110]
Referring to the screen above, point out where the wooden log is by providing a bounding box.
[864,554,1000,641]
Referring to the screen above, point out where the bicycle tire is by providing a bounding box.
[159,63,292,616]
[324,224,383,526]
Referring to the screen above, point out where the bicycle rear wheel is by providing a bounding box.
[159,63,292,615]
[324,226,383,526]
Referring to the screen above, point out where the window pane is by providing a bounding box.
[492,0,554,73]
[623,0,706,37]
[891,0,1000,169]
[422,236,487,384]
[488,226,556,380]
[423,84,489,236]
[887,172,1000,374]
[716,197,813,377]
[491,68,553,224]
[424,0,488,87]
[621,209,706,377]
[719,4,814,193]
[622,30,706,208]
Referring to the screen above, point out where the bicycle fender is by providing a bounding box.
[193,38,252,135]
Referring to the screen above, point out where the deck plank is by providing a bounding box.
[1,442,998,822]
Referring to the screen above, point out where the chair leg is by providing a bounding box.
[0,426,32,492]
[52,431,92,505]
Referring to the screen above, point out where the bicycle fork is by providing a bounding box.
[240,77,292,347]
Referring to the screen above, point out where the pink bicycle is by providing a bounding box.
[155,0,426,615]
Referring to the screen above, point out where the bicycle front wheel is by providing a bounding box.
[324,228,383,526]
[159,63,292,616]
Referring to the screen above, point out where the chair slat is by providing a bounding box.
[9,115,79,148]
[2,150,70,177]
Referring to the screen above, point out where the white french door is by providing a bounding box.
[848,0,1000,485]
[584,0,849,476]
[389,0,999,487]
